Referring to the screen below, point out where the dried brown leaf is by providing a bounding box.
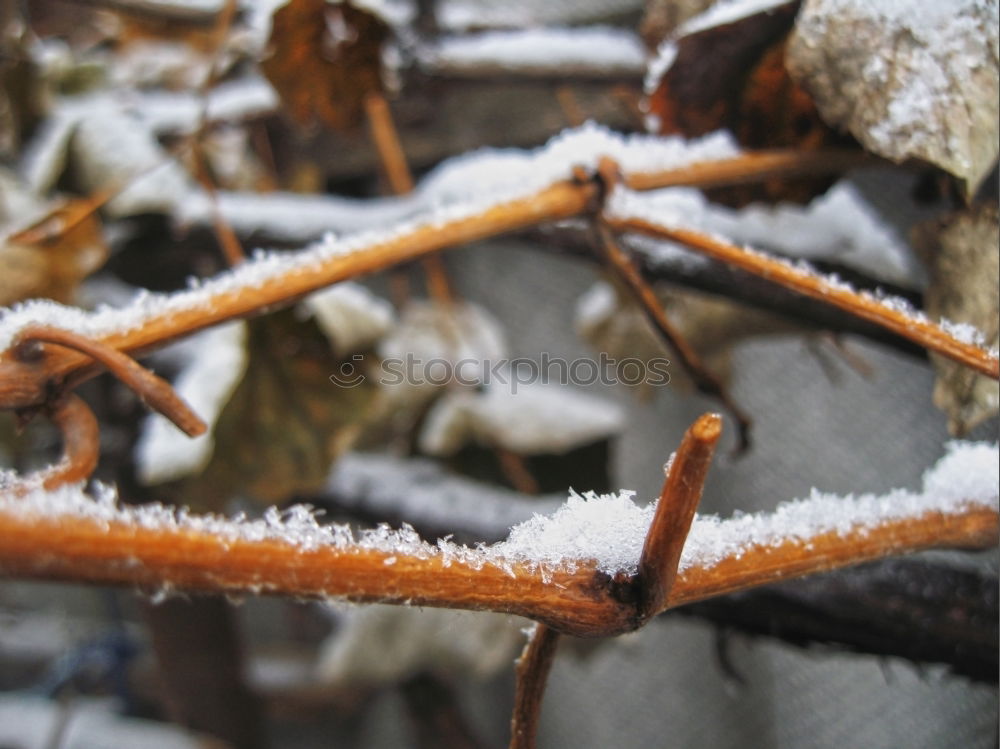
[170,309,380,511]
[1,196,109,307]
[646,0,849,205]
[913,202,999,435]
[787,0,999,197]
[260,0,389,131]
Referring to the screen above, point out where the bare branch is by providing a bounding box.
[604,215,1000,380]
[509,623,561,749]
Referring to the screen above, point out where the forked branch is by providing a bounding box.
[604,214,999,380]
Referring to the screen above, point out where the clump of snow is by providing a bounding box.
[301,282,395,356]
[424,27,645,76]
[643,40,678,95]
[419,381,625,457]
[134,321,248,485]
[680,0,795,36]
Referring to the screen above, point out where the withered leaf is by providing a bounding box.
[261,0,389,131]
[646,0,851,205]
[787,0,999,198]
[170,309,380,511]
[913,202,999,436]
[1,195,109,307]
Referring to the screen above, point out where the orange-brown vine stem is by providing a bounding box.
[0,180,595,412]
[38,394,100,489]
[509,623,561,749]
[637,412,720,621]
[15,326,207,438]
[0,499,993,639]
[624,149,874,192]
[605,216,1000,380]
[364,91,454,305]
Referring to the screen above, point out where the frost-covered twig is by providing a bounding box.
[604,202,1000,379]
[0,441,994,637]
[0,126,992,439]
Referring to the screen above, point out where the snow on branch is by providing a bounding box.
[0,442,995,636]
[0,124,737,356]
[603,186,1000,377]
[422,27,646,77]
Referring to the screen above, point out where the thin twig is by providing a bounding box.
[364,92,454,305]
[509,623,561,749]
[0,179,595,414]
[14,326,206,438]
[624,149,875,192]
[604,215,1000,380]
[637,412,722,621]
[593,223,752,450]
[41,394,100,490]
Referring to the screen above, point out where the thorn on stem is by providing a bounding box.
[637,412,722,622]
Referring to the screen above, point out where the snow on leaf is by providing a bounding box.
[418,381,625,457]
[135,321,249,485]
[422,27,646,77]
[913,202,1000,435]
[787,0,1000,196]
[316,604,524,686]
[301,282,395,358]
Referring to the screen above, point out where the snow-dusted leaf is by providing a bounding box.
[419,381,624,457]
[913,202,999,435]
[317,604,524,686]
[135,321,249,485]
[326,452,564,541]
[787,0,1000,196]
[609,181,923,286]
[376,299,507,417]
[301,282,395,358]
[162,310,379,510]
[421,27,645,77]
[23,98,193,217]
